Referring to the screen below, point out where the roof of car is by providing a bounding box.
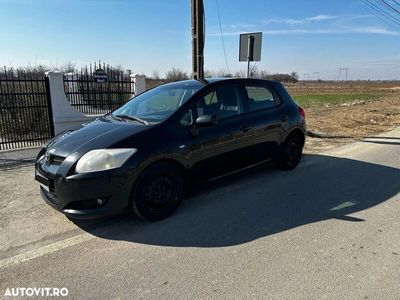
[171,77,279,86]
[159,78,281,91]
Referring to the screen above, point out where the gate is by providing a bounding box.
[63,63,133,115]
[0,67,54,150]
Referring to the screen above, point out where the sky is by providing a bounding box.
[0,0,399,80]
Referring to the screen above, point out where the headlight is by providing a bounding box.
[75,148,137,173]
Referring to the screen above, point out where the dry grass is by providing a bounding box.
[285,81,400,152]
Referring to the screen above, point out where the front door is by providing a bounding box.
[183,83,254,181]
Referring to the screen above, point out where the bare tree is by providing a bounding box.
[165,68,189,81]
[290,71,299,80]
[151,70,161,80]
[234,71,246,78]
[23,65,49,76]
[59,62,77,73]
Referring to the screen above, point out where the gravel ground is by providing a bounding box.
[0,154,79,259]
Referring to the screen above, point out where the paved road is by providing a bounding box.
[1,129,400,299]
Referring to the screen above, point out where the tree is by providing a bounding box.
[165,68,189,81]
[151,70,161,80]
[290,72,299,80]
[59,62,76,73]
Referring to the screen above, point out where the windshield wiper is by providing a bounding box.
[105,112,122,121]
[114,114,149,125]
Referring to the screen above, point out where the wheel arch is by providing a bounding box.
[130,158,188,196]
[145,158,187,176]
[285,127,306,147]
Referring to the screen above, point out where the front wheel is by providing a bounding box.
[130,163,184,221]
[276,134,304,170]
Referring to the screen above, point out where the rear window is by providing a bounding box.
[245,85,280,112]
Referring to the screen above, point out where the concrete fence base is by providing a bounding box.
[45,72,146,135]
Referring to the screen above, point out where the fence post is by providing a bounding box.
[130,74,146,96]
[45,71,96,135]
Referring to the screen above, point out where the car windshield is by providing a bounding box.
[112,81,203,123]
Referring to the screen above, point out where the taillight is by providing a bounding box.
[298,106,305,118]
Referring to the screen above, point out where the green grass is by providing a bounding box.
[293,93,380,107]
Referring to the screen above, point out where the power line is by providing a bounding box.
[391,0,400,7]
[379,0,400,15]
[361,0,400,26]
[363,0,400,24]
[215,0,230,74]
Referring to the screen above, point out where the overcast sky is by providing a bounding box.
[0,0,399,80]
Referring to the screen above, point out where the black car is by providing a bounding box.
[35,78,306,221]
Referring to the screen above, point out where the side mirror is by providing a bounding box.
[196,114,218,127]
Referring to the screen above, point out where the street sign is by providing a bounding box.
[93,68,107,83]
[239,32,262,62]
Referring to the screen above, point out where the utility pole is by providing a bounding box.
[191,0,205,80]
[313,72,320,81]
[303,73,311,81]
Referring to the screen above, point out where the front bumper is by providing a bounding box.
[35,166,136,220]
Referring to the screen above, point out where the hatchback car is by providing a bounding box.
[35,78,306,221]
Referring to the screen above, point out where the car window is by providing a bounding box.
[196,84,244,119]
[112,82,202,123]
[180,109,193,127]
[245,85,280,112]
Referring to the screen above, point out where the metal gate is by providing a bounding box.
[63,63,133,115]
[0,67,54,150]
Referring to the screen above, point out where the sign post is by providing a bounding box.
[239,32,262,78]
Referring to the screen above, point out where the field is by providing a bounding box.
[284,81,400,152]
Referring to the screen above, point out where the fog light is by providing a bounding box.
[96,198,104,205]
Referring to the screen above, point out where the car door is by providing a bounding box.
[241,82,286,163]
[180,83,255,181]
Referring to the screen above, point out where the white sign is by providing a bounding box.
[239,32,262,62]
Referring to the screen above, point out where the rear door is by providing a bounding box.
[241,82,286,163]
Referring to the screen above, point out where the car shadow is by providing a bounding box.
[74,154,400,248]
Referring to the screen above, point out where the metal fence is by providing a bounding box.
[0,67,53,150]
[64,64,133,115]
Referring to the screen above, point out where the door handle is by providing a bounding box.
[280,116,288,122]
[241,125,251,133]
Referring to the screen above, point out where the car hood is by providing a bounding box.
[46,117,149,158]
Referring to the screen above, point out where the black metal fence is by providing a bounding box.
[0,67,53,150]
[63,64,133,115]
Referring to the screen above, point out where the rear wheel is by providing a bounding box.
[130,163,184,221]
[276,134,304,170]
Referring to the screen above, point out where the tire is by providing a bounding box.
[130,163,184,221]
[276,134,304,170]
